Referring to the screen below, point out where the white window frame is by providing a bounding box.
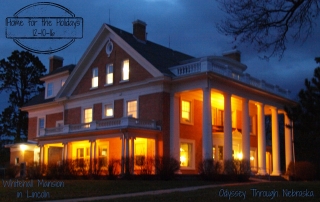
[180,99,194,125]
[82,107,93,124]
[105,64,113,86]
[179,139,195,170]
[126,99,138,118]
[46,82,53,98]
[38,117,45,136]
[91,68,98,88]
[103,102,114,118]
[121,59,129,82]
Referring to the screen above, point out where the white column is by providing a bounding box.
[202,87,213,160]
[121,135,125,175]
[257,103,266,175]
[62,142,68,161]
[271,107,281,175]
[125,135,130,174]
[284,114,293,171]
[170,94,180,161]
[89,140,94,172]
[39,145,44,165]
[242,98,250,161]
[224,92,232,160]
[131,137,135,174]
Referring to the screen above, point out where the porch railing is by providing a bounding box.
[169,58,291,98]
[40,117,158,136]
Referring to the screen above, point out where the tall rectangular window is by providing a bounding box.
[92,68,98,88]
[39,118,45,129]
[181,100,191,122]
[84,108,92,123]
[104,104,113,117]
[127,100,137,118]
[122,60,129,81]
[180,141,193,168]
[106,64,113,85]
[47,83,53,97]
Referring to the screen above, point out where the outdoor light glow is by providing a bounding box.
[20,144,27,151]
[237,152,243,160]
[250,156,254,161]
[180,156,186,166]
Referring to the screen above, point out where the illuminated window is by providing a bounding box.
[122,60,129,81]
[181,100,191,122]
[218,146,223,160]
[250,148,257,171]
[180,140,194,169]
[99,147,108,166]
[127,100,137,118]
[77,148,84,166]
[106,64,113,85]
[213,146,216,160]
[135,138,147,167]
[212,108,224,126]
[47,83,53,97]
[84,108,92,123]
[92,68,98,88]
[104,104,113,118]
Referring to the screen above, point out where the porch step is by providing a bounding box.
[250,174,288,181]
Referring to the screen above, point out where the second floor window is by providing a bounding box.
[92,68,98,88]
[122,60,129,81]
[84,108,92,123]
[106,64,113,85]
[47,83,53,97]
[181,100,191,122]
[105,104,113,117]
[127,100,137,118]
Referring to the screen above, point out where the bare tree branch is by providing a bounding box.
[217,0,320,59]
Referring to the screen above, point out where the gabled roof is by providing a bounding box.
[42,64,76,79]
[22,64,75,108]
[107,24,194,75]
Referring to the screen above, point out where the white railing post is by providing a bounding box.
[90,121,97,130]
[63,125,70,133]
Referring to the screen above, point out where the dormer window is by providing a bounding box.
[47,83,53,97]
[92,68,98,88]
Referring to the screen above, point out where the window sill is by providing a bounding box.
[104,83,113,87]
[180,166,195,170]
[90,87,98,90]
[119,80,129,83]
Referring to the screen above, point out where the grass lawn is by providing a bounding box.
[0,179,319,202]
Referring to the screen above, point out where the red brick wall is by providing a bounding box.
[46,112,63,128]
[180,99,202,174]
[64,107,81,124]
[72,39,153,96]
[114,99,123,118]
[93,103,102,121]
[28,117,37,140]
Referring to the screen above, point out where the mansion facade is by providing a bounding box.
[9,20,296,176]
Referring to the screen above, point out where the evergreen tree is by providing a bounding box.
[0,50,46,143]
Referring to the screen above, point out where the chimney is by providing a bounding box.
[132,20,147,41]
[222,50,241,62]
[49,56,63,73]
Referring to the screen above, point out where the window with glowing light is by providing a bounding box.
[106,64,113,85]
[92,68,98,88]
[122,60,129,81]
[127,100,137,118]
[180,140,194,169]
[84,108,92,128]
[250,149,257,171]
[181,100,191,121]
[104,104,114,118]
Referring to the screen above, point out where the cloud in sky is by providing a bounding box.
[0,0,319,112]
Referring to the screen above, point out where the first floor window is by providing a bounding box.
[127,100,137,118]
[92,68,98,88]
[218,146,223,161]
[250,149,257,171]
[77,148,84,167]
[180,142,193,168]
